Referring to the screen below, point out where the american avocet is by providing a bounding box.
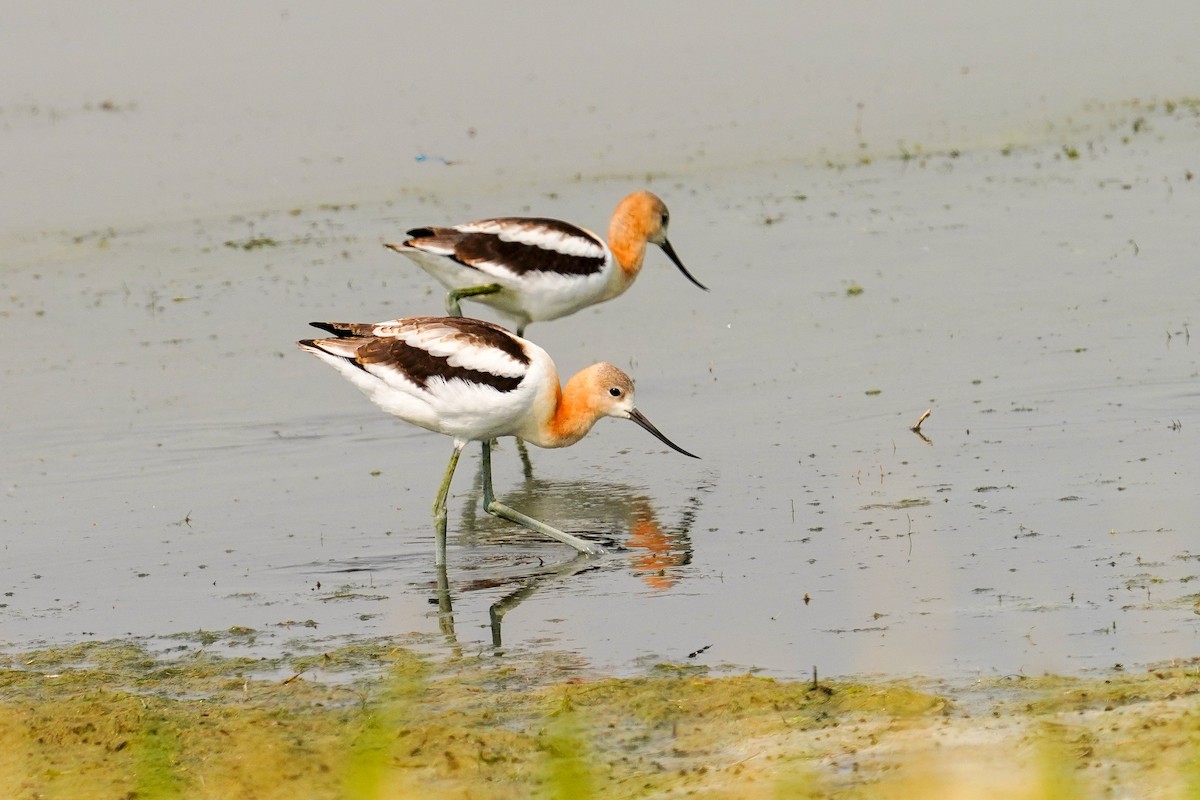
[383,191,706,335]
[297,316,697,559]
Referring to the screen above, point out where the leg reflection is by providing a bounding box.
[516,438,534,481]
[488,552,598,649]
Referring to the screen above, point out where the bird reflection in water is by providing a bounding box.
[429,455,704,647]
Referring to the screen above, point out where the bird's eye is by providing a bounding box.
[609,387,622,397]
[661,212,670,226]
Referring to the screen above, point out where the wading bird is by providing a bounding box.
[384,191,706,335]
[298,316,698,561]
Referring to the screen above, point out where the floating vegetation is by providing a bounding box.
[223,236,280,250]
[862,498,932,510]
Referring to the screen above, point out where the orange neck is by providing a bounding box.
[544,373,600,447]
[607,211,648,287]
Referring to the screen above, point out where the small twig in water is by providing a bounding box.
[911,409,933,444]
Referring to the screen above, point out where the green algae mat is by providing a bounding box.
[1,639,1199,799]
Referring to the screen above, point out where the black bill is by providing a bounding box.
[659,239,708,291]
[628,408,700,459]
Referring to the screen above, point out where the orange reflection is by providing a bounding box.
[457,450,701,591]
[625,496,691,590]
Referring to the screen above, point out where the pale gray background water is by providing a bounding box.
[2,2,1198,679]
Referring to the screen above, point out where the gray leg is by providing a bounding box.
[445,284,501,317]
[435,560,457,642]
[432,442,464,566]
[480,440,605,556]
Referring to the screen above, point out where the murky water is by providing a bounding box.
[3,3,1198,680]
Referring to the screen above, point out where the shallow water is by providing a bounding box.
[3,4,1199,680]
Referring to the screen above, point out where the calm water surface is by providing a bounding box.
[2,3,1198,679]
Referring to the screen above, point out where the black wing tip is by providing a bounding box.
[297,336,369,373]
[309,321,344,336]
